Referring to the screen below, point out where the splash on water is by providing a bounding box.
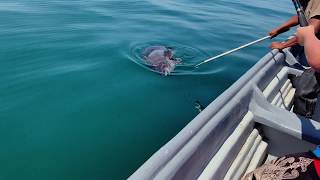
[129,42,225,76]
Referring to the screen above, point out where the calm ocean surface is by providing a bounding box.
[0,0,294,179]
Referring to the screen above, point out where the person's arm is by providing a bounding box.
[309,17,320,33]
[270,18,320,50]
[269,16,299,38]
[297,26,320,71]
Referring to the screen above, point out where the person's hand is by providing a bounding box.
[269,28,290,39]
[270,42,286,50]
[269,28,280,38]
[296,25,315,46]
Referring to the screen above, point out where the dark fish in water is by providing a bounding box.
[142,46,181,76]
[195,101,204,113]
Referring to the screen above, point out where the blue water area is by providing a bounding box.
[0,0,294,179]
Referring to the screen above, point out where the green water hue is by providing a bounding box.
[0,0,295,179]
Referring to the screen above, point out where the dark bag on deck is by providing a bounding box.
[291,68,320,118]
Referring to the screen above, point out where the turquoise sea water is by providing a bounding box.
[0,0,295,179]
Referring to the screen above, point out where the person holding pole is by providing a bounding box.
[269,0,320,50]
